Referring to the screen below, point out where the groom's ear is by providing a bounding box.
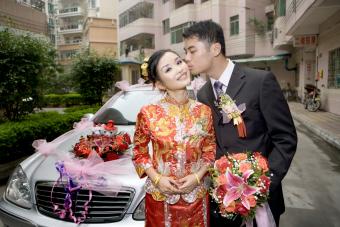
[211,43,222,57]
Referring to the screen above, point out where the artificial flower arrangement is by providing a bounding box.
[33,119,134,224]
[73,120,131,161]
[215,93,247,138]
[210,152,274,225]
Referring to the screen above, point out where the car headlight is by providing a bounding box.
[133,197,145,220]
[5,165,32,209]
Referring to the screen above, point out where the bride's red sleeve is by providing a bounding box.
[201,107,216,166]
[132,107,152,178]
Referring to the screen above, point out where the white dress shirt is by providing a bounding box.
[210,59,235,99]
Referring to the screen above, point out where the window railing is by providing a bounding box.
[59,7,79,14]
[60,24,82,31]
[171,22,195,44]
[119,2,154,28]
[120,33,155,55]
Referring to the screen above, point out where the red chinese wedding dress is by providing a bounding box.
[133,94,216,227]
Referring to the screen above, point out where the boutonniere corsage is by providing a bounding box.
[215,94,247,138]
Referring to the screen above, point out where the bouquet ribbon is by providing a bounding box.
[243,202,276,227]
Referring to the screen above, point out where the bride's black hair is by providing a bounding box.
[147,49,180,85]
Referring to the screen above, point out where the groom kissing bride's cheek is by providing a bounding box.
[183,20,297,227]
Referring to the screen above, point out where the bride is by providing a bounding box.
[132,49,216,227]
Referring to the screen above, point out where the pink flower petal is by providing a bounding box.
[242,184,258,196]
[226,170,244,187]
[241,195,251,210]
[242,169,254,181]
[223,188,242,207]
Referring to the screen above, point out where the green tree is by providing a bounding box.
[0,29,57,121]
[248,18,266,37]
[71,50,120,105]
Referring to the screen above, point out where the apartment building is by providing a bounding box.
[118,0,293,88]
[0,0,48,36]
[273,0,340,114]
[56,0,118,66]
[45,0,57,47]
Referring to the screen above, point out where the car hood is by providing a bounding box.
[19,125,145,211]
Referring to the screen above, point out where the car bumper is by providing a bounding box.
[0,197,144,227]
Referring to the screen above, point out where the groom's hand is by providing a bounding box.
[177,174,198,194]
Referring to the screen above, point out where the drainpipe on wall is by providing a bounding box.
[284,56,299,101]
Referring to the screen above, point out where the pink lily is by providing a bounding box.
[223,170,258,210]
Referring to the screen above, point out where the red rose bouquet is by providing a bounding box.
[210,152,274,224]
[73,120,131,161]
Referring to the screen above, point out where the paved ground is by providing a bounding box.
[281,120,340,226]
[0,184,4,227]
[289,102,340,150]
[35,107,66,114]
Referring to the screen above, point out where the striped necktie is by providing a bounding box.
[213,80,224,98]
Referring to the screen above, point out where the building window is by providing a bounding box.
[266,12,274,31]
[89,0,96,8]
[171,22,195,44]
[163,19,170,34]
[328,47,340,89]
[60,50,77,60]
[276,0,286,17]
[163,0,169,3]
[48,3,54,13]
[201,0,209,3]
[230,15,239,36]
[119,2,154,28]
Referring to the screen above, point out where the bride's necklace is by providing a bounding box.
[165,91,189,105]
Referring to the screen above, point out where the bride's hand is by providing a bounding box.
[177,174,199,194]
[157,176,181,195]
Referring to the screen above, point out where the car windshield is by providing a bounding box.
[93,90,164,125]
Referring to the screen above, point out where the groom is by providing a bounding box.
[183,20,297,226]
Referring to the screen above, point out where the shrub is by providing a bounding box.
[0,106,100,164]
[71,50,120,105]
[0,29,57,121]
[43,93,83,107]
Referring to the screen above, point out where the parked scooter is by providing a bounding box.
[304,80,321,112]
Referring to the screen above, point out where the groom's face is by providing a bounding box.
[184,36,214,75]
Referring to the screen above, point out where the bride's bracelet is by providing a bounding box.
[153,174,162,186]
[194,173,200,184]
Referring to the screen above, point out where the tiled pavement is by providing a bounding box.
[289,102,340,150]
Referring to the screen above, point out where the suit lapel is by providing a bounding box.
[225,64,246,99]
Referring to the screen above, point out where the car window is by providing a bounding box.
[94,90,163,125]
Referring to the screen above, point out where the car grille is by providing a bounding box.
[35,181,135,223]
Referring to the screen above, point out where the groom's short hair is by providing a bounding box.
[183,20,226,56]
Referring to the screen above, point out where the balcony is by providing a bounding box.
[284,0,340,35]
[58,7,82,17]
[120,33,155,57]
[58,38,82,46]
[119,2,153,28]
[170,3,196,28]
[58,24,83,34]
[174,0,194,10]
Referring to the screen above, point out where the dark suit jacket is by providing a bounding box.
[197,64,297,219]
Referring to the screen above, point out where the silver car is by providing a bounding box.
[0,84,175,227]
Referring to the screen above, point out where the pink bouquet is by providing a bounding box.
[210,152,274,225]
